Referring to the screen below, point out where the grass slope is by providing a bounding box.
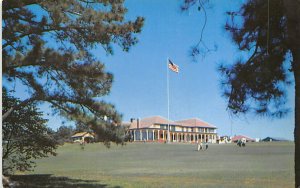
[12,142,294,188]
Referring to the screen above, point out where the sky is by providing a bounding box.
[99,0,294,140]
[5,0,295,140]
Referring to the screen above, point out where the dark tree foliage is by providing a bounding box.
[2,0,144,145]
[220,0,290,117]
[2,88,58,174]
[75,121,92,133]
[218,0,300,186]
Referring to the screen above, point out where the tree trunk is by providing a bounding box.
[2,97,36,121]
[283,1,300,187]
[2,107,15,121]
[294,55,300,188]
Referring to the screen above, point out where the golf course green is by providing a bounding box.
[12,142,294,188]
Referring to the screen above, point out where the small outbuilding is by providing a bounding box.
[231,135,255,143]
[71,132,94,143]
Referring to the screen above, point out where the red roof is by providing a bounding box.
[175,118,217,128]
[231,135,255,142]
[130,116,178,129]
[129,116,216,129]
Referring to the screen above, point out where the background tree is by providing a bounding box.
[73,118,130,146]
[74,121,92,133]
[2,0,144,144]
[72,116,130,147]
[181,0,299,186]
[55,125,75,144]
[2,88,58,174]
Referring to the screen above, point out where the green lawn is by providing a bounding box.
[12,142,294,188]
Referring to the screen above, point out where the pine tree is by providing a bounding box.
[2,0,144,144]
[219,0,300,186]
[181,0,299,186]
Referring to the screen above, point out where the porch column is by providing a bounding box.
[172,133,175,142]
[158,130,160,140]
[152,130,155,141]
[146,130,149,141]
[140,130,142,141]
[163,130,165,140]
[133,130,136,141]
[200,134,202,142]
[177,133,179,142]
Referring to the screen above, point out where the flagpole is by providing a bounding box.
[167,58,170,143]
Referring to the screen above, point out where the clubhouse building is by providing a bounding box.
[127,116,217,143]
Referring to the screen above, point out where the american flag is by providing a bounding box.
[168,60,179,73]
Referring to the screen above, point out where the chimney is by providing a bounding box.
[130,118,135,123]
